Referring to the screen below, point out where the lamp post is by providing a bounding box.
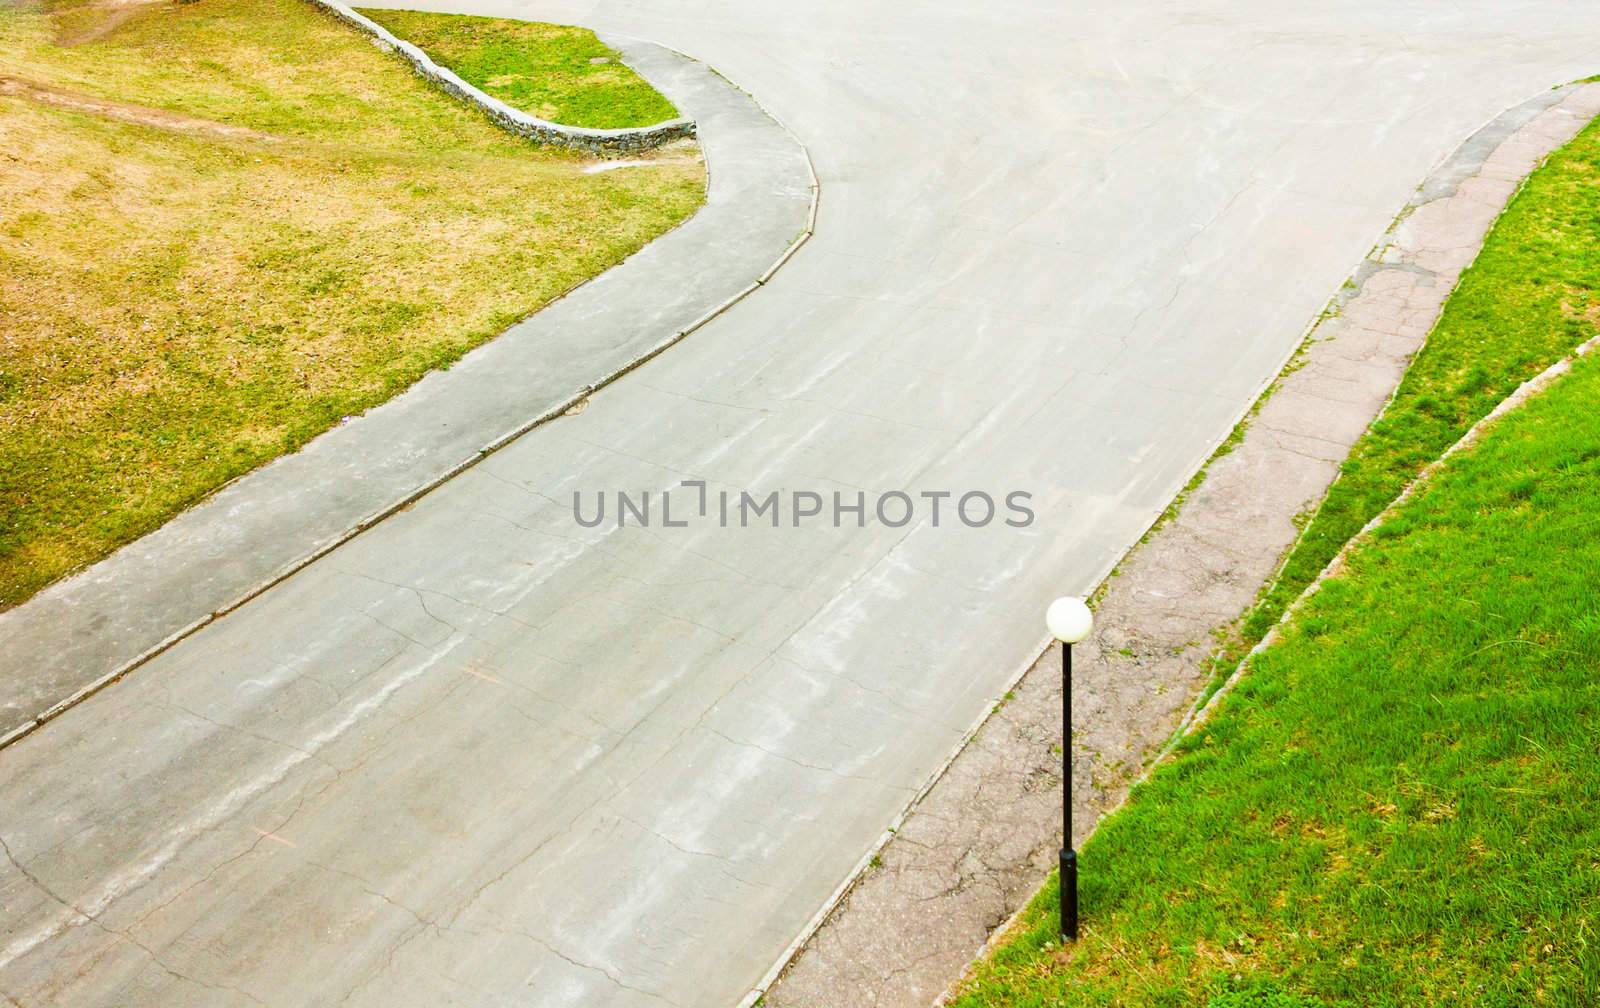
[1046,596,1093,943]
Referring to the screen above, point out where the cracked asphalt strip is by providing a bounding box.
[762,82,1600,1008]
[5,2,1600,1006]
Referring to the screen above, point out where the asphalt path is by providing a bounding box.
[3,3,1598,1006]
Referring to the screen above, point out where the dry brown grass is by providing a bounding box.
[0,0,704,607]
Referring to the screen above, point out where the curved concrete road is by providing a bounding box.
[4,4,1600,1007]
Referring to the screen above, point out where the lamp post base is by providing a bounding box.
[1059,846,1079,942]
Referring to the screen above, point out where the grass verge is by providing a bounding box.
[356,10,679,129]
[950,109,1600,1007]
[1229,107,1600,670]
[0,0,704,608]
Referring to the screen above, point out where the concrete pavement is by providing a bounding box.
[4,3,1600,1007]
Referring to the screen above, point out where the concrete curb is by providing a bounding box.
[754,80,1600,1008]
[735,636,1055,1008]
[0,34,817,751]
[307,0,694,154]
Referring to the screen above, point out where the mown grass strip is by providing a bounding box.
[356,10,679,129]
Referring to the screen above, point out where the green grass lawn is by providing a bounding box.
[356,10,679,129]
[0,0,703,609]
[951,118,1600,1007]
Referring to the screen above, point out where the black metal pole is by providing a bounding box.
[1060,640,1079,942]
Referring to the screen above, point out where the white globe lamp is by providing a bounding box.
[1046,596,1093,643]
[1045,594,1093,942]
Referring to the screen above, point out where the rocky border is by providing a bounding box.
[755,80,1600,1008]
[309,0,695,154]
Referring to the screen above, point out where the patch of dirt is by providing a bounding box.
[585,137,704,173]
[0,74,281,142]
[50,0,166,47]
[583,155,702,174]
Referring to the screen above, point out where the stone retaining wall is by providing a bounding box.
[309,0,696,154]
